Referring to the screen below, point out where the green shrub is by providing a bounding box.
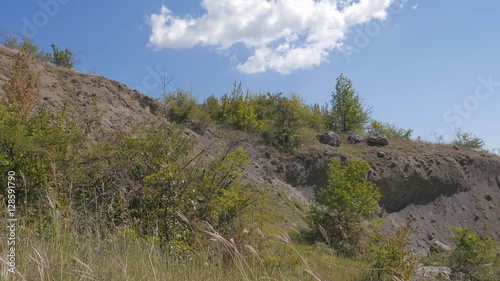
[204,83,320,150]
[50,43,75,68]
[367,120,413,140]
[308,159,381,256]
[368,224,417,281]
[449,227,500,280]
[453,128,484,150]
[163,89,197,122]
[258,93,311,150]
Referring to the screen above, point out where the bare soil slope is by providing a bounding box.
[270,140,500,252]
[0,46,160,132]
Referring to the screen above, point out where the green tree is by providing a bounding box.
[50,43,75,68]
[308,159,380,256]
[330,74,370,132]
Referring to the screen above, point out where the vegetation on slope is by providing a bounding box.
[0,39,498,281]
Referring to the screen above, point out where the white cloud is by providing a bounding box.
[412,3,419,10]
[148,0,394,74]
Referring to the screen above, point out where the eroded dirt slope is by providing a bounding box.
[268,140,500,252]
[0,46,160,132]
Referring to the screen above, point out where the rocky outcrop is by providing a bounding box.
[414,266,451,280]
[430,241,451,253]
[317,131,341,147]
[367,135,389,146]
[347,134,364,144]
[272,144,500,252]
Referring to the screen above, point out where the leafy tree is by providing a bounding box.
[330,74,370,132]
[0,102,82,225]
[308,159,380,256]
[50,43,75,68]
[204,94,223,121]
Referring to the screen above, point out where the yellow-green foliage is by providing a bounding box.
[163,89,197,122]
[71,120,251,245]
[205,82,329,150]
[368,120,413,140]
[368,224,417,281]
[49,43,75,68]
[308,159,381,256]
[0,51,82,226]
[449,227,500,280]
[209,82,261,131]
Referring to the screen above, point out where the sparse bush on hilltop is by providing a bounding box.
[367,120,413,140]
[50,42,75,68]
[453,127,485,150]
[203,82,328,150]
[1,35,75,68]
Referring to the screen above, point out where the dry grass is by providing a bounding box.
[0,214,374,281]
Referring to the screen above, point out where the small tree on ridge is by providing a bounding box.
[330,74,370,132]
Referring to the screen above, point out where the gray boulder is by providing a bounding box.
[347,134,364,144]
[367,135,389,146]
[317,131,341,147]
[415,265,451,280]
[430,240,451,253]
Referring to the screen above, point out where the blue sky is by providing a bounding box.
[1,0,499,151]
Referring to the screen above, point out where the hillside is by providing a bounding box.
[1,45,500,280]
[0,46,160,132]
[1,45,500,253]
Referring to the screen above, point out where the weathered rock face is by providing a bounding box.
[317,131,341,147]
[430,240,451,254]
[273,145,500,253]
[367,135,389,146]
[414,266,451,280]
[369,151,500,251]
[347,134,364,144]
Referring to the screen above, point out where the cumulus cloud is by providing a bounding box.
[148,0,394,74]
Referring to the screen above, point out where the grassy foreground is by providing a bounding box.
[0,214,374,281]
